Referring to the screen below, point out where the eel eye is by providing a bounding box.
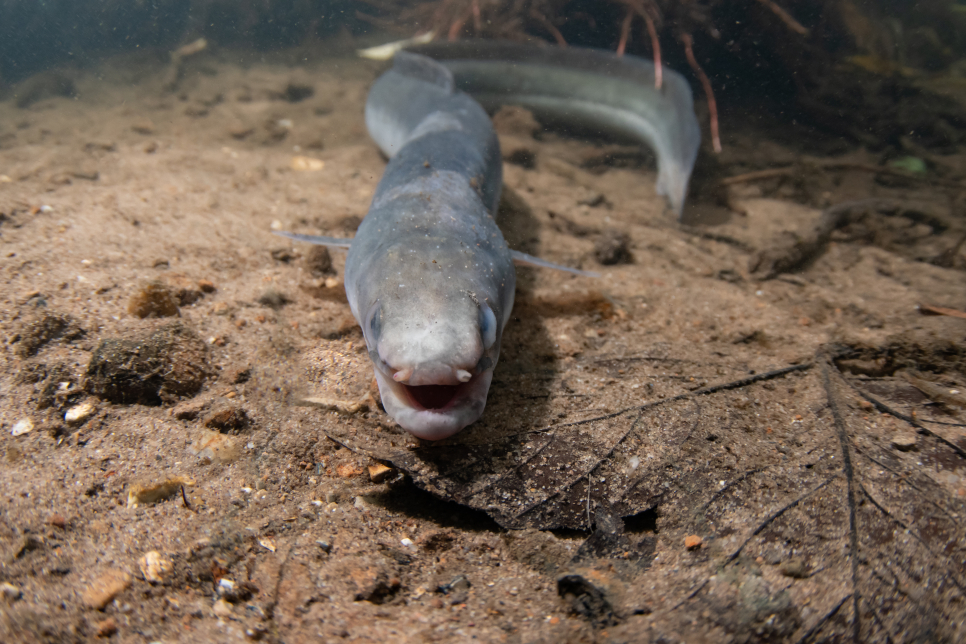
[479,302,497,350]
[364,301,382,347]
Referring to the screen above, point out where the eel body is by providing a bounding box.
[278,42,700,440]
[410,40,701,216]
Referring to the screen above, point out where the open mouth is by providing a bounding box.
[402,382,472,411]
[372,367,494,440]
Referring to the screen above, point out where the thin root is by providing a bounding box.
[642,11,662,89]
[530,9,567,47]
[681,33,721,153]
[755,0,809,36]
[617,8,633,56]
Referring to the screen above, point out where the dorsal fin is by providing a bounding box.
[392,51,454,93]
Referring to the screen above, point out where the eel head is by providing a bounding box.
[363,291,501,441]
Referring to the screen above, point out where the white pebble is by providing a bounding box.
[138,551,173,584]
[65,402,95,425]
[11,418,33,436]
[0,582,22,601]
[217,578,236,596]
[400,538,414,547]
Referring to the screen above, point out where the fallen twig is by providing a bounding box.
[180,485,194,511]
[931,229,966,267]
[722,160,965,189]
[749,198,902,279]
[821,362,861,641]
[918,303,966,319]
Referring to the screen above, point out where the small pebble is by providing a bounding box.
[304,246,334,276]
[82,570,132,610]
[95,617,118,637]
[684,535,703,550]
[891,434,918,451]
[594,229,633,265]
[48,514,68,529]
[197,279,216,293]
[368,463,393,483]
[216,578,237,597]
[212,598,234,617]
[257,289,291,310]
[290,155,324,171]
[779,557,809,579]
[127,281,180,318]
[138,551,173,584]
[127,477,193,508]
[11,418,33,436]
[0,582,22,601]
[64,401,96,426]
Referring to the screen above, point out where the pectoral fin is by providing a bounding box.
[272,231,353,249]
[510,250,600,277]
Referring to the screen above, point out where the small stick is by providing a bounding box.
[755,0,809,36]
[918,303,966,319]
[721,160,965,189]
[180,485,193,511]
[750,199,899,278]
[681,33,721,153]
[720,167,793,185]
[931,229,966,267]
[617,8,633,56]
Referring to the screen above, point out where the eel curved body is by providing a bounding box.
[278,43,700,440]
[410,40,701,216]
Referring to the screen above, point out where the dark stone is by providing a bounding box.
[594,229,633,265]
[283,83,314,103]
[257,289,291,310]
[86,322,209,405]
[557,574,618,627]
[304,246,334,276]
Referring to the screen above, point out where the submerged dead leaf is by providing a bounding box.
[328,339,966,640]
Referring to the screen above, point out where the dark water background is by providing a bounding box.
[1,0,965,153]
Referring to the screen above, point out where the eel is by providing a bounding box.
[276,42,700,440]
[409,40,701,216]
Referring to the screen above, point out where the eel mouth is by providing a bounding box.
[405,383,465,411]
[373,368,493,441]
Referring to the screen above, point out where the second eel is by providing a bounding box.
[277,41,701,440]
